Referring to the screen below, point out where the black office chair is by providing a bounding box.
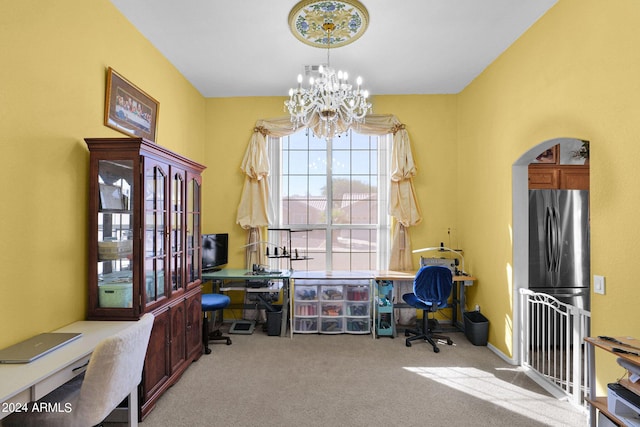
[402,265,454,353]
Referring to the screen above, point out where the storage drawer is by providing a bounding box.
[320,285,343,301]
[294,302,318,317]
[345,285,370,302]
[321,301,344,316]
[294,285,318,302]
[346,317,371,334]
[294,318,318,333]
[320,317,344,334]
[346,302,369,317]
[32,354,91,401]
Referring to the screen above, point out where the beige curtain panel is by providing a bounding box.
[235,115,422,271]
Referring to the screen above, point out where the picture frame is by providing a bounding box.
[104,67,159,143]
[534,145,558,164]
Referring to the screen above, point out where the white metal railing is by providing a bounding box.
[519,289,591,406]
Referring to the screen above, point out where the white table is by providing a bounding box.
[0,320,137,423]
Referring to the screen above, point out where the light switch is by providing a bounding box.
[594,275,605,295]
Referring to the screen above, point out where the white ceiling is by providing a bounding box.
[109,0,557,98]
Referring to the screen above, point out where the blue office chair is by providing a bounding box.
[402,265,454,353]
[202,293,232,354]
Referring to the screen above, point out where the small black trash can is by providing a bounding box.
[266,305,282,336]
[463,311,489,346]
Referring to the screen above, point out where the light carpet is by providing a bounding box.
[137,328,588,427]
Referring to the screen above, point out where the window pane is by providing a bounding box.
[308,175,326,198]
[283,198,308,224]
[331,229,376,270]
[351,132,371,150]
[351,150,371,175]
[332,151,351,174]
[289,151,309,174]
[289,134,308,149]
[285,175,309,198]
[308,150,327,174]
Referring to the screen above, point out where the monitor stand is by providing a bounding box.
[228,320,255,335]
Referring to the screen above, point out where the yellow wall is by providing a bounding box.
[457,0,640,389]
[203,97,284,267]
[0,0,206,348]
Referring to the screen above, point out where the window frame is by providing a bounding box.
[268,130,390,271]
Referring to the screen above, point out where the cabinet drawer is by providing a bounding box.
[33,355,91,401]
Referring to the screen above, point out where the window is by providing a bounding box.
[269,129,390,271]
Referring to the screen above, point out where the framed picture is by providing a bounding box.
[104,67,159,142]
[534,145,558,164]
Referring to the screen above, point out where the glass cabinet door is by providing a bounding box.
[97,159,134,309]
[170,170,185,293]
[186,176,202,285]
[144,162,167,306]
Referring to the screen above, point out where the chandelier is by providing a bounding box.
[285,0,372,139]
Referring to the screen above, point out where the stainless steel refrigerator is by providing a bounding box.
[529,189,590,311]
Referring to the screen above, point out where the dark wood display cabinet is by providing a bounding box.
[85,137,205,419]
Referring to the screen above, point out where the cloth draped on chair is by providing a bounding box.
[235,115,422,270]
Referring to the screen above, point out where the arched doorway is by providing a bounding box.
[511,137,590,364]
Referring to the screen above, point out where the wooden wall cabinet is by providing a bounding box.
[528,164,589,190]
[85,137,205,419]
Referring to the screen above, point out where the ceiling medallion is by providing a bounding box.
[288,0,369,49]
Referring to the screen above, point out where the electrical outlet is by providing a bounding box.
[594,275,605,295]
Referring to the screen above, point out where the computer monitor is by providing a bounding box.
[202,233,228,272]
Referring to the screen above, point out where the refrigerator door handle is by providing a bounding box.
[545,207,554,272]
[551,207,561,272]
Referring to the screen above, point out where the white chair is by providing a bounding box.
[2,313,154,427]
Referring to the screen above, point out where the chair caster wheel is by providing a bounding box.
[226,339,232,345]
[406,341,412,347]
[404,330,410,337]
[204,347,211,355]
[447,339,453,345]
[433,347,440,353]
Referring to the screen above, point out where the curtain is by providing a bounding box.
[235,115,421,271]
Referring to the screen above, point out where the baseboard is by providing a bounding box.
[487,342,517,365]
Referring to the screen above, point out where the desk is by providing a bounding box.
[0,320,137,423]
[373,270,476,333]
[202,269,292,338]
